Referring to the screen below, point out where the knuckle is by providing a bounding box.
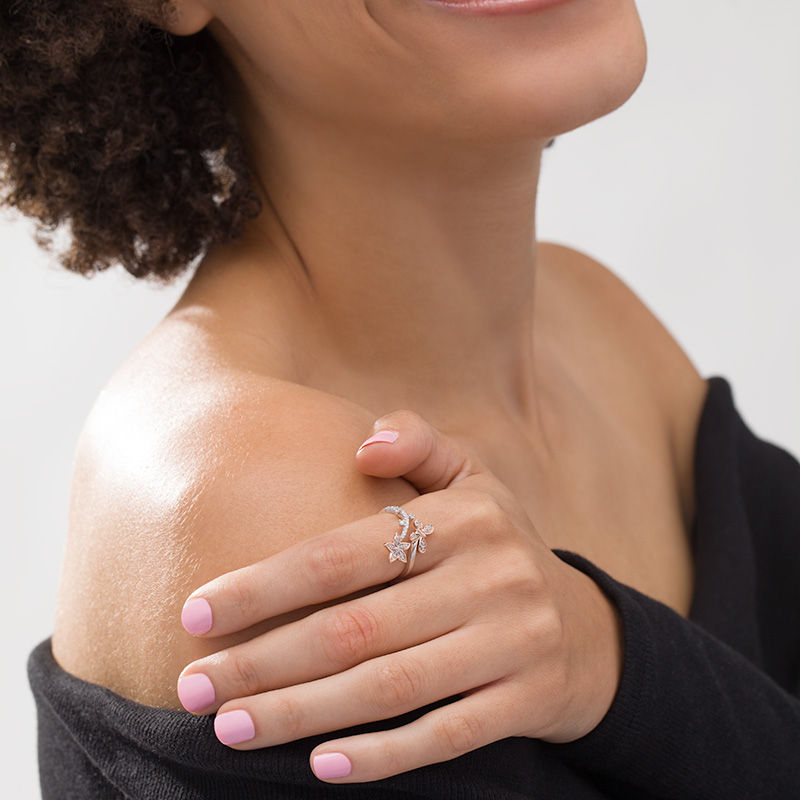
[508,556,546,599]
[469,493,506,539]
[539,603,566,651]
[373,736,405,779]
[528,558,547,590]
[273,693,304,740]
[521,603,565,659]
[229,650,262,696]
[305,538,358,589]
[369,658,425,713]
[322,605,382,667]
[434,711,484,755]
[227,579,257,620]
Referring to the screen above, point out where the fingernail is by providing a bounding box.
[312,752,352,779]
[181,597,212,635]
[357,429,399,454]
[214,709,255,745]
[177,673,216,712]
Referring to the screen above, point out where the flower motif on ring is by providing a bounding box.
[385,538,411,563]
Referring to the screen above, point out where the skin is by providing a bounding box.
[176,411,629,774]
[52,0,710,785]
[170,0,652,433]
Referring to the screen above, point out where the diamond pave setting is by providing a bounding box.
[383,505,434,573]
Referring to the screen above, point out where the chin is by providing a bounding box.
[210,0,647,149]
[376,0,649,144]
[526,1,649,138]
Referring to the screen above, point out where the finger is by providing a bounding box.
[210,624,506,751]
[308,678,518,783]
[177,561,469,713]
[180,494,471,638]
[355,408,492,493]
[355,409,518,524]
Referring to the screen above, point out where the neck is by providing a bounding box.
[191,74,550,432]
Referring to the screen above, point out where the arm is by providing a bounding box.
[538,246,800,796]
[542,545,800,798]
[539,379,800,798]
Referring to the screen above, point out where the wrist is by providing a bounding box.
[542,566,624,744]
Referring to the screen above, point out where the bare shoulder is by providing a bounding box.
[51,320,419,710]
[537,241,709,517]
[539,240,708,406]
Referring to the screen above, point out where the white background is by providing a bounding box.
[3,2,799,795]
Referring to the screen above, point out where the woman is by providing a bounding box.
[8,0,799,796]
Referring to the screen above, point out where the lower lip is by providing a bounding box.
[421,0,576,16]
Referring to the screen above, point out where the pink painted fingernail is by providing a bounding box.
[177,673,216,712]
[312,752,352,779]
[181,597,212,635]
[357,429,399,454]
[214,709,255,745]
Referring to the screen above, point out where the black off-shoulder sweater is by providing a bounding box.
[27,377,800,799]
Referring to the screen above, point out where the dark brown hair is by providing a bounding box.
[1,3,557,285]
[0,0,261,284]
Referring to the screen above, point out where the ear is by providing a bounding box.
[150,0,214,36]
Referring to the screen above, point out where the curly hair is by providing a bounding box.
[0,3,559,285]
[0,0,262,284]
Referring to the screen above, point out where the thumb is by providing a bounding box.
[354,409,490,493]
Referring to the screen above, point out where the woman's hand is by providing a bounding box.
[176,409,624,783]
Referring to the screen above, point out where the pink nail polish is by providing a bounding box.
[357,429,399,453]
[312,752,352,779]
[181,597,212,635]
[177,673,216,712]
[214,709,255,745]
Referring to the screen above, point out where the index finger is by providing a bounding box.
[179,497,459,638]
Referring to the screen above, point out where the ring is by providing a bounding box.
[383,505,435,581]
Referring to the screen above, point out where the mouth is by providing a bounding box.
[419,0,577,16]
